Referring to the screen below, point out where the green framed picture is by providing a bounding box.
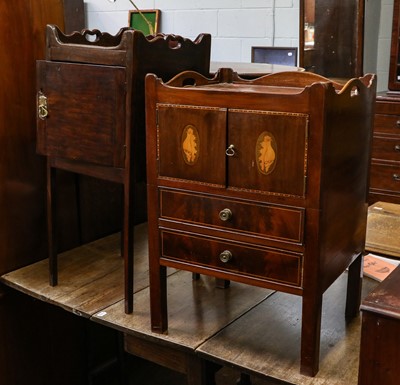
[128,9,160,35]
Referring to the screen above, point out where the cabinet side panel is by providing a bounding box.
[319,83,376,290]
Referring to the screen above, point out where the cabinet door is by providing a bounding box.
[228,109,308,197]
[157,104,227,186]
[36,61,127,168]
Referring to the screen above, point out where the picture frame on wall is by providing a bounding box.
[128,9,160,35]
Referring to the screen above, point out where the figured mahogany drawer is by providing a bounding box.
[372,136,400,162]
[160,230,303,287]
[374,114,400,136]
[370,163,400,192]
[160,190,304,244]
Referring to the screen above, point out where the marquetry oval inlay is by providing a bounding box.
[256,131,277,175]
[181,124,200,165]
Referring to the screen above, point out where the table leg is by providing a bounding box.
[47,161,58,286]
[124,334,218,385]
[345,252,363,319]
[237,373,252,385]
[122,178,134,314]
[300,292,322,376]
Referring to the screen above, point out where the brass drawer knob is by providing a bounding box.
[395,145,400,152]
[393,174,400,181]
[219,250,232,263]
[219,208,232,221]
[396,120,400,128]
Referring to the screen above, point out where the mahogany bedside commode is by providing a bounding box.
[36,25,211,313]
[145,69,376,376]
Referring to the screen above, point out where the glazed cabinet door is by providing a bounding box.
[157,104,227,186]
[227,109,309,197]
[36,61,127,168]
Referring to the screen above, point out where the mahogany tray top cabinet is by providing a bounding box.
[145,69,377,376]
[36,25,211,313]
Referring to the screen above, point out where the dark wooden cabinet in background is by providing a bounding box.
[0,0,83,279]
[0,2,89,385]
[146,69,376,376]
[368,93,400,205]
[389,0,400,91]
[300,0,364,78]
[368,0,400,205]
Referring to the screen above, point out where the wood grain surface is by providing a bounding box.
[1,223,154,317]
[365,202,400,259]
[197,273,378,385]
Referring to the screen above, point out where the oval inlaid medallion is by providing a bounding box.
[256,131,277,175]
[182,124,200,165]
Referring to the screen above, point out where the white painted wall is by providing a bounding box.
[84,0,393,91]
[84,0,299,64]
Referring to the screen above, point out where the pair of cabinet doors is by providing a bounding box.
[157,104,309,198]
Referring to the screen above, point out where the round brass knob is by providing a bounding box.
[395,145,400,152]
[219,250,232,263]
[219,208,232,221]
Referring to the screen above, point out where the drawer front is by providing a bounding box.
[372,136,400,162]
[161,231,302,287]
[370,163,400,192]
[160,190,304,244]
[374,114,400,136]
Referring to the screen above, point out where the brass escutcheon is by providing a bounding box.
[38,91,48,120]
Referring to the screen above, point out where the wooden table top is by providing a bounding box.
[0,223,152,317]
[93,272,270,351]
[0,222,270,345]
[0,222,379,384]
[198,274,377,385]
[365,201,400,259]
